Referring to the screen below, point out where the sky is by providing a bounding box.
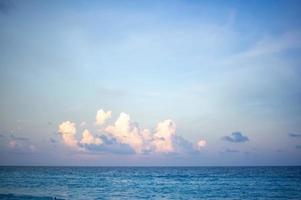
[0,0,301,166]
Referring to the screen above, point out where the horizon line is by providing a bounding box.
[1,165,300,167]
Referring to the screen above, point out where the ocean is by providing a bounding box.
[0,166,300,199]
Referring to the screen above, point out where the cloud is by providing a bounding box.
[197,139,207,149]
[58,121,78,147]
[58,122,103,151]
[288,133,301,138]
[58,109,206,155]
[222,132,249,143]
[96,109,112,126]
[5,134,36,154]
[80,121,87,127]
[105,112,152,153]
[172,135,200,154]
[10,135,29,141]
[227,30,301,62]
[105,114,200,154]
[296,145,301,149]
[222,148,239,153]
[49,138,57,143]
[80,129,103,145]
[81,135,135,155]
[152,120,176,153]
[7,139,36,153]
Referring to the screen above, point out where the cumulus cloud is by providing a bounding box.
[58,109,206,155]
[58,121,78,147]
[96,109,112,125]
[197,139,207,149]
[105,113,147,153]
[80,129,103,145]
[152,120,176,153]
[222,132,249,143]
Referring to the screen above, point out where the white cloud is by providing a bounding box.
[153,120,176,153]
[58,110,206,155]
[197,139,207,150]
[80,129,103,145]
[236,31,301,59]
[96,109,112,126]
[58,121,78,147]
[104,114,182,154]
[105,112,146,153]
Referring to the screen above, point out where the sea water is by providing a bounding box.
[0,166,300,199]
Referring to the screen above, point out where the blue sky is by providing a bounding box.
[0,0,301,166]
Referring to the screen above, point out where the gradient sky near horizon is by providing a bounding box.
[1,0,301,166]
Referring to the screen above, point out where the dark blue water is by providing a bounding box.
[0,167,300,199]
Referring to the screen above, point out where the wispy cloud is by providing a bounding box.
[10,135,29,141]
[226,30,301,63]
[222,132,249,143]
[221,148,239,154]
[7,138,36,154]
[49,138,57,143]
[288,133,301,138]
